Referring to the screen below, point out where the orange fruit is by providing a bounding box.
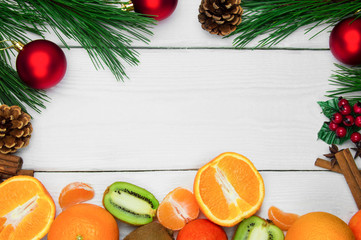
[0,176,56,240]
[193,152,265,227]
[59,182,94,209]
[285,212,354,240]
[268,206,299,231]
[48,203,119,240]
[349,210,361,240]
[157,187,199,230]
[177,219,227,240]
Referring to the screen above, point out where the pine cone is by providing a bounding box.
[0,105,32,154]
[198,0,243,36]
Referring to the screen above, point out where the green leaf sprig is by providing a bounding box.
[317,98,361,145]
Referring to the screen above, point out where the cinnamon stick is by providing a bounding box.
[335,149,361,209]
[0,169,34,180]
[0,153,23,175]
[17,169,34,177]
[315,158,343,174]
[0,153,23,164]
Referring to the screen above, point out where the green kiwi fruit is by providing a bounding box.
[232,216,284,240]
[124,221,173,240]
[103,182,159,226]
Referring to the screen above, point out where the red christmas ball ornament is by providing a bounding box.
[132,0,178,20]
[15,39,67,89]
[329,17,361,65]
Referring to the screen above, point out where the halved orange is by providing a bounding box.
[194,152,265,227]
[0,176,56,240]
[59,182,94,210]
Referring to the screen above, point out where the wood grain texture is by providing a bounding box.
[20,48,339,171]
[27,0,331,49]
[36,171,358,239]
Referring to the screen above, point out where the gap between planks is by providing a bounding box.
[58,46,330,51]
[35,169,334,173]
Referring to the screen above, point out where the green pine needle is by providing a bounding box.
[231,0,361,48]
[326,64,361,100]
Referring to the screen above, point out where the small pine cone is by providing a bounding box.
[0,105,32,154]
[198,0,243,36]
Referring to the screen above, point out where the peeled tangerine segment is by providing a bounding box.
[233,216,284,240]
[268,206,300,231]
[103,182,159,225]
[194,152,265,227]
[157,187,200,230]
[59,182,94,209]
[0,176,55,240]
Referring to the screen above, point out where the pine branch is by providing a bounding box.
[326,64,361,100]
[0,2,44,65]
[16,0,156,80]
[231,0,361,48]
[0,61,49,114]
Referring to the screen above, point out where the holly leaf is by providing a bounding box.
[317,98,340,119]
[317,122,361,145]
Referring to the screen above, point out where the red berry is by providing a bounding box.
[338,97,349,107]
[332,112,343,124]
[356,116,361,127]
[351,132,361,143]
[336,127,347,138]
[343,115,354,126]
[340,105,352,115]
[354,102,361,114]
[329,122,339,131]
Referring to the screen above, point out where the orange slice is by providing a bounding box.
[157,187,199,230]
[194,152,265,227]
[0,176,56,240]
[268,206,299,231]
[59,182,94,210]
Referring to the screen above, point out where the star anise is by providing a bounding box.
[351,142,361,159]
[323,144,342,167]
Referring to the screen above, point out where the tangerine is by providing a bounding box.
[349,210,361,240]
[177,219,227,240]
[194,152,265,227]
[48,203,118,240]
[59,182,94,210]
[268,206,299,231]
[285,212,354,240]
[157,187,199,230]
[0,176,56,240]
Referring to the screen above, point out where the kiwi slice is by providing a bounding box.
[103,182,159,225]
[233,216,284,240]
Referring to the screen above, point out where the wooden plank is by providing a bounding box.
[20,48,339,171]
[35,171,357,239]
[25,0,330,49]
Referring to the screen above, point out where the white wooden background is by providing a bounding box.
[13,0,359,239]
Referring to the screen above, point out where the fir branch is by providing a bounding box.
[0,61,49,114]
[326,64,361,100]
[16,0,156,80]
[231,0,361,48]
[0,2,44,64]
